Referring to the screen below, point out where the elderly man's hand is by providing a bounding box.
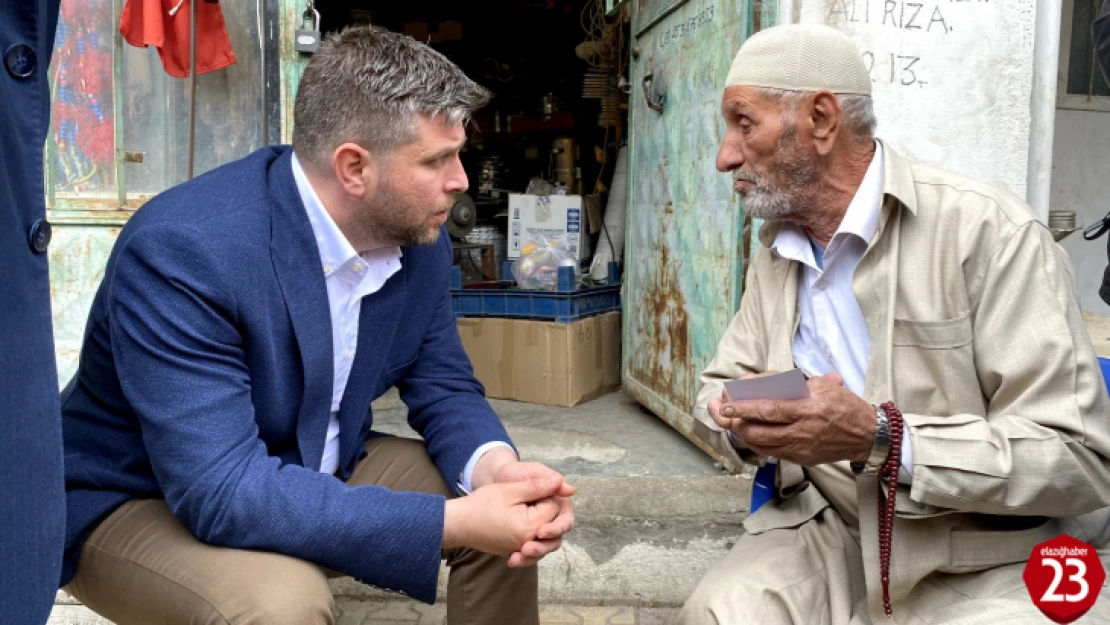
[707,370,777,428]
[709,373,876,466]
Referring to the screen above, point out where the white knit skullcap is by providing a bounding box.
[725,23,871,96]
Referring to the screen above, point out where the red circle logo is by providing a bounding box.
[1023,535,1106,623]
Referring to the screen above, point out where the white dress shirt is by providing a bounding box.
[291,154,511,485]
[769,142,913,481]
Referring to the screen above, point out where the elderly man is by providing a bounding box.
[680,24,1110,624]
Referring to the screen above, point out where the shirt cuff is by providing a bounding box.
[897,422,913,484]
[457,441,516,494]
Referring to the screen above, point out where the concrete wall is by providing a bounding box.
[1052,108,1110,316]
[798,0,1038,199]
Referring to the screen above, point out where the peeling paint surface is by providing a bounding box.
[623,0,754,461]
[46,0,306,385]
[280,1,310,144]
[48,225,120,385]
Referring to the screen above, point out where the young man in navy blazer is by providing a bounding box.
[59,25,574,625]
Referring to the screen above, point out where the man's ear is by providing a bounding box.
[332,143,379,199]
[808,91,842,157]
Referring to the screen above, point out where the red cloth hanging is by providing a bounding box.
[119,0,237,78]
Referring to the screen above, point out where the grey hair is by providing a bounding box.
[292,25,491,166]
[756,88,876,142]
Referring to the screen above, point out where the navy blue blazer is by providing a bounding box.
[1096,0,1110,86]
[1096,0,1110,305]
[60,146,512,603]
[0,2,66,623]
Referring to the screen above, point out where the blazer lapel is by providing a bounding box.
[334,263,407,478]
[268,149,334,471]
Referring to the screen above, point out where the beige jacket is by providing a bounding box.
[695,143,1110,621]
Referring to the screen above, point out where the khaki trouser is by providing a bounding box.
[679,507,1110,625]
[65,437,538,625]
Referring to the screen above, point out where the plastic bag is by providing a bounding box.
[511,233,580,291]
[525,177,556,196]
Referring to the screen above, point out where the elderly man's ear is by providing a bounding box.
[807,91,843,156]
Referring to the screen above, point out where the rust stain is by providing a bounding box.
[631,240,694,413]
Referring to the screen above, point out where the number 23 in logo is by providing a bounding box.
[1023,535,1106,623]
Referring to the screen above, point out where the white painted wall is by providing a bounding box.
[798,0,1038,200]
[1052,108,1110,316]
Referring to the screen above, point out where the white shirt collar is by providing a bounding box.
[290,152,402,280]
[291,152,359,278]
[771,141,885,266]
[836,140,884,246]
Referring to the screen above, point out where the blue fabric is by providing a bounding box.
[750,461,778,513]
[1100,358,1110,395]
[0,2,66,623]
[810,238,825,270]
[59,146,513,603]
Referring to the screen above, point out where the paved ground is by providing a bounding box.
[1085,312,1110,358]
[50,597,682,625]
[370,389,722,479]
[335,602,680,624]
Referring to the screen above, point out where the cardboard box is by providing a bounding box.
[508,194,591,262]
[457,312,620,407]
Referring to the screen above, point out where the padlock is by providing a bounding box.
[295,8,321,54]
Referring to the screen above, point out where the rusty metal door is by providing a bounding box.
[623,0,766,469]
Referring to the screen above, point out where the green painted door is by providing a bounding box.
[623,0,768,469]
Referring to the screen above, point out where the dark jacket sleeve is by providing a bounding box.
[1095,0,1110,86]
[108,223,445,602]
[1097,0,1110,310]
[1099,3,1110,306]
[1101,235,1110,306]
[0,1,65,622]
[396,233,515,491]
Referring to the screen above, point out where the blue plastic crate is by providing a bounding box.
[451,262,621,324]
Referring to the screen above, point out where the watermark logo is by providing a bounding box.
[1023,535,1105,623]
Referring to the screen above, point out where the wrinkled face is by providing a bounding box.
[716,86,820,220]
[360,114,468,246]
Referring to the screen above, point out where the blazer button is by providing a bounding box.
[28,219,52,253]
[5,44,36,79]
